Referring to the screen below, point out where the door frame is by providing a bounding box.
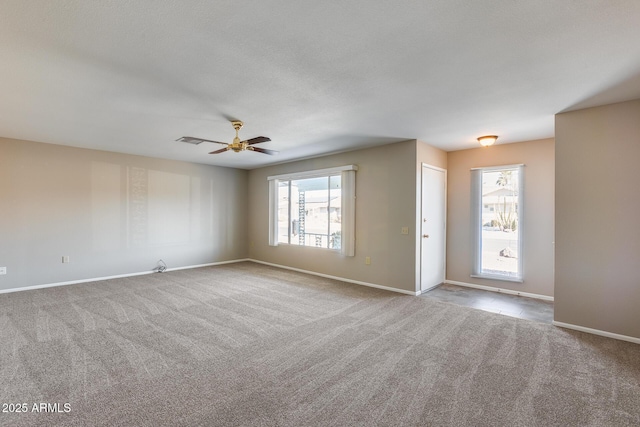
[420,163,447,293]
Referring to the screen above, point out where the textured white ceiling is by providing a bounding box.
[2,1,640,169]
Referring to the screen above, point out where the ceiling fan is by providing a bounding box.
[177,121,277,155]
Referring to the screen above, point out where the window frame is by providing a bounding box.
[471,164,524,282]
[268,165,357,256]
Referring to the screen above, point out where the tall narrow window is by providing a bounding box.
[268,165,357,256]
[471,165,524,281]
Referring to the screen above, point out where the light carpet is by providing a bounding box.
[1,262,638,426]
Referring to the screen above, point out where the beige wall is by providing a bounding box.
[555,99,640,339]
[0,138,248,291]
[248,139,446,293]
[446,139,555,297]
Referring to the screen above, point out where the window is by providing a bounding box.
[277,176,340,248]
[268,165,357,256]
[471,165,524,281]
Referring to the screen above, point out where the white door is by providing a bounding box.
[421,164,446,292]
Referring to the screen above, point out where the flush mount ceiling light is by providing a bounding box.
[477,135,498,147]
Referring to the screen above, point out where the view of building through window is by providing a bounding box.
[277,175,341,249]
[479,167,521,279]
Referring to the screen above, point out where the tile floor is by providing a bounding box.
[421,283,554,324]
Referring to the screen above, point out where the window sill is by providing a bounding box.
[471,274,523,283]
[275,243,341,252]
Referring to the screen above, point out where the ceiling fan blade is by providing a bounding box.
[242,136,271,145]
[177,136,227,145]
[248,146,278,155]
[209,146,231,154]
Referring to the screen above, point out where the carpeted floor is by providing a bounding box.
[1,262,638,426]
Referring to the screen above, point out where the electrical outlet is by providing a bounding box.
[401,227,409,235]
[0,267,6,275]
[365,256,371,265]
[62,256,70,263]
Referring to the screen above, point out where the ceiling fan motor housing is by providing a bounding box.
[231,121,244,151]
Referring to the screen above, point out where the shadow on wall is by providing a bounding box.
[560,69,640,113]
[90,161,223,252]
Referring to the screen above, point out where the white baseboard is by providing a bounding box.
[553,321,640,345]
[164,259,249,272]
[0,259,250,295]
[248,259,419,296]
[444,279,554,301]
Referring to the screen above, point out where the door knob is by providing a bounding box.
[423,234,429,238]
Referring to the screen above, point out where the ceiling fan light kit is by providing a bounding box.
[177,120,277,155]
